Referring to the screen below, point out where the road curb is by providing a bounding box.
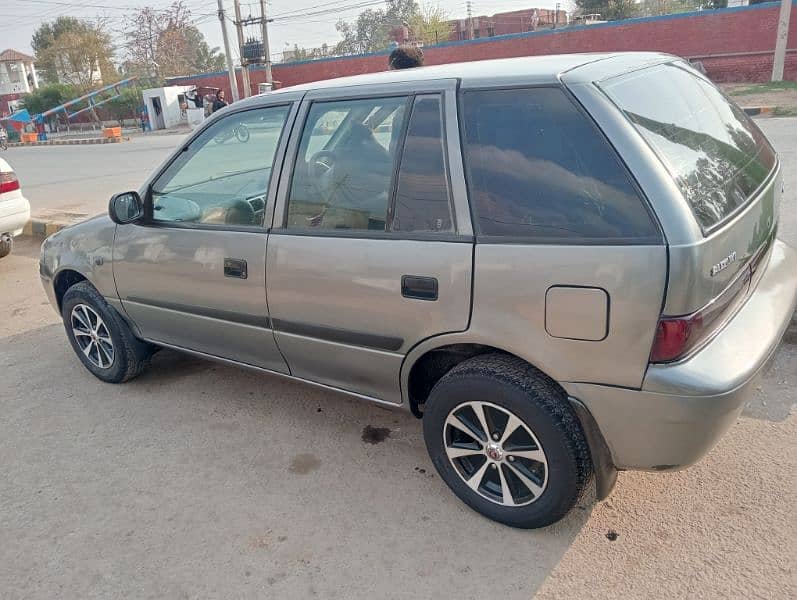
[8,137,127,148]
[22,211,90,238]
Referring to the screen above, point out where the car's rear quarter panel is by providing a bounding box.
[469,244,667,388]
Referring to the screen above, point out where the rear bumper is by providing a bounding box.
[0,194,30,236]
[565,239,797,471]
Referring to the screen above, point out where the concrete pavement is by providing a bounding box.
[1,237,794,599]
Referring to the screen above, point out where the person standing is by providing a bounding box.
[212,90,228,113]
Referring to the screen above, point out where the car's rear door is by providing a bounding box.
[113,99,299,371]
[266,80,473,404]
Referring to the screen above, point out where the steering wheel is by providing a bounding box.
[308,150,337,202]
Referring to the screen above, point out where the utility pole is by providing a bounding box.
[259,0,273,86]
[771,0,792,82]
[217,0,240,102]
[553,3,560,30]
[233,0,251,97]
[466,1,474,41]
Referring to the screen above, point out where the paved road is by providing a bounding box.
[5,133,184,214]
[1,118,795,599]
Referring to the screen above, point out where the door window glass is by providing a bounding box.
[287,97,408,231]
[461,87,660,243]
[392,95,453,233]
[151,105,290,227]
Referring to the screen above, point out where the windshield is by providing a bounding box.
[600,62,777,231]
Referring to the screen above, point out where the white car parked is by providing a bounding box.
[0,157,30,258]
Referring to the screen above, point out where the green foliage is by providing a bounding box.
[106,88,144,124]
[19,83,78,115]
[335,0,421,54]
[31,16,115,88]
[573,0,638,20]
[124,2,226,77]
[409,3,450,46]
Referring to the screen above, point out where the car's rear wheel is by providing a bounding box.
[0,234,12,258]
[423,354,593,528]
[61,281,152,383]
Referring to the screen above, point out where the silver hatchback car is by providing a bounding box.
[40,53,797,528]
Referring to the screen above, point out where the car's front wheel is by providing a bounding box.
[423,354,593,529]
[61,281,153,383]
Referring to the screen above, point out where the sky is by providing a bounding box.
[0,0,564,64]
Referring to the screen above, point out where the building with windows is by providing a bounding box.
[0,49,40,116]
[449,8,567,41]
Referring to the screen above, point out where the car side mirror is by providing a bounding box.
[109,191,144,224]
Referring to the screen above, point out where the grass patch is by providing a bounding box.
[773,106,797,117]
[729,81,797,96]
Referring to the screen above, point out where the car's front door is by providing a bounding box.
[267,81,474,404]
[113,101,297,372]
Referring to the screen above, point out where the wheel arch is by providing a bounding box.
[401,334,617,500]
[53,268,89,312]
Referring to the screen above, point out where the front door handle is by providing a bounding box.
[401,275,438,301]
[224,258,248,279]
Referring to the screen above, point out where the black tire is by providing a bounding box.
[423,354,593,529]
[0,237,11,258]
[235,123,250,143]
[61,281,152,383]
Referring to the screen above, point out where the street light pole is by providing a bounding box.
[771,0,792,82]
[217,0,240,101]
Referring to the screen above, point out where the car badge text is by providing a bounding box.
[710,251,737,277]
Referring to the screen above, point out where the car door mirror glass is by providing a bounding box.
[109,191,144,224]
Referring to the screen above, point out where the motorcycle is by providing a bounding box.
[213,122,250,144]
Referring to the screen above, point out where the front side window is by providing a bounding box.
[287,97,408,231]
[151,105,290,227]
[462,87,660,243]
[600,62,777,230]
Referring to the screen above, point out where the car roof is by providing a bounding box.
[262,51,675,96]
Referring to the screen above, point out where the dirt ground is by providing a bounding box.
[723,83,797,115]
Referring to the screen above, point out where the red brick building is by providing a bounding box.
[449,8,568,41]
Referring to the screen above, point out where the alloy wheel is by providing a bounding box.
[70,304,115,369]
[443,401,548,506]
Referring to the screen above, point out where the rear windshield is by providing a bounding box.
[600,62,777,230]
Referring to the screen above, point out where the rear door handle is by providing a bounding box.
[224,258,248,279]
[401,275,438,301]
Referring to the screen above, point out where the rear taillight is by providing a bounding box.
[0,171,20,194]
[650,266,752,363]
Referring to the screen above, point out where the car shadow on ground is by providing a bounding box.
[1,324,593,599]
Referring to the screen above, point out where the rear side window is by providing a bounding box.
[392,95,453,233]
[461,87,659,243]
[600,62,777,231]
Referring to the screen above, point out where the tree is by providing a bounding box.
[184,27,226,73]
[410,3,450,46]
[335,0,421,54]
[124,2,225,78]
[19,83,78,115]
[31,17,116,88]
[574,0,638,20]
